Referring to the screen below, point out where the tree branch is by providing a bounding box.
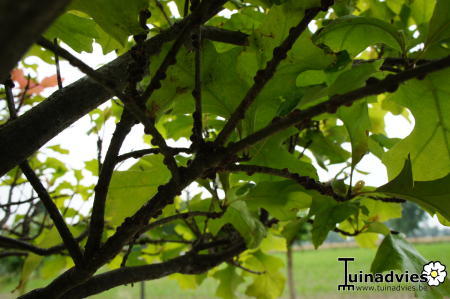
[226,55,450,155]
[19,162,84,266]
[191,26,204,146]
[0,230,87,256]
[214,4,330,146]
[116,147,191,162]
[0,0,71,82]
[84,112,134,258]
[222,164,346,201]
[60,241,246,299]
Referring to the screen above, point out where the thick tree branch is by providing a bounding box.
[60,241,246,299]
[226,55,450,155]
[214,4,330,146]
[0,0,71,82]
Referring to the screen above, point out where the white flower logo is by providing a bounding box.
[422,261,447,286]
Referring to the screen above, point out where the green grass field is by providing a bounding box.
[2,242,449,299]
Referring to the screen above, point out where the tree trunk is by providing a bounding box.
[0,0,71,82]
[287,245,297,299]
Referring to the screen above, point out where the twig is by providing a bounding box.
[53,38,63,89]
[138,211,221,235]
[229,259,265,275]
[0,230,87,256]
[155,0,172,25]
[222,164,346,202]
[116,147,191,163]
[19,162,84,266]
[191,26,203,146]
[4,78,17,119]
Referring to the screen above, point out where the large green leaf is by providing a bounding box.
[371,234,450,299]
[244,131,318,181]
[425,0,450,49]
[377,157,450,222]
[244,250,285,299]
[313,16,405,56]
[70,0,148,45]
[105,155,171,226]
[243,180,312,221]
[44,13,99,53]
[411,0,436,25]
[338,101,371,168]
[309,195,359,248]
[382,68,450,181]
[213,266,245,299]
[209,200,266,249]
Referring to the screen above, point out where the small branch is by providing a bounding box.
[222,164,346,202]
[134,238,192,245]
[214,5,328,146]
[121,234,138,267]
[226,55,450,156]
[0,230,87,256]
[138,211,221,235]
[201,26,248,46]
[155,0,172,25]
[4,78,17,119]
[0,251,29,258]
[53,38,63,89]
[19,162,84,266]
[365,195,406,203]
[191,26,203,146]
[85,112,134,258]
[229,259,265,275]
[116,147,191,163]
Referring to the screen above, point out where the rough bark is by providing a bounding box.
[0,0,71,82]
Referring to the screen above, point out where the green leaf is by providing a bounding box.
[371,234,450,299]
[355,232,379,248]
[328,60,383,95]
[377,157,450,222]
[281,217,310,245]
[313,16,405,56]
[213,266,245,299]
[360,197,402,222]
[309,195,359,248]
[105,155,171,226]
[209,200,266,249]
[337,101,371,167]
[425,0,450,49]
[244,251,285,299]
[70,0,148,45]
[382,68,450,180]
[245,131,318,181]
[411,0,436,25]
[243,180,312,221]
[44,13,99,53]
